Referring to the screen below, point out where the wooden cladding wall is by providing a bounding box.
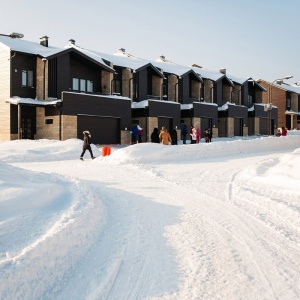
[48,57,57,98]
[11,53,36,98]
[0,49,10,99]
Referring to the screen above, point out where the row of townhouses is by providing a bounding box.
[0,33,299,144]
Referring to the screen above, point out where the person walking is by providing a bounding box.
[190,127,197,144]
[151,127,160,143]
[204,129,210,143]
[170,127,178,145]
[131,125,139,144]
[208,128,212,142]
[80,131,95,160]
[181,124,188,144]
[159,126,172,145]
[137,125,143,143]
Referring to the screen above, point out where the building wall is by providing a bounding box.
[203,79,214,103]
[36,58,48,100]
[101,70,112,95]
[35,107,60,139]
[11,53,36,98]
[62,115,77,140]
[223,85,232,102]
[152,76,162,98]
[148,116,158,142]
[255,89,263,103]
[232,85,241,105]
[168,74,177,101]
[228,117,234,137]
[0,49,11,140]
[122,69,132,98]
[191,81,201,100]
[121,130,131,144]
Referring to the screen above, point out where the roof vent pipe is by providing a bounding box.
[119,48,125,54]
[68,39,76,46]
[191,63,203,69]
[40,36,49,47]
[220,68,226,74]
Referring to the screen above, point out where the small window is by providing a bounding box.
[45,119,53,125]
[87,80,93,92]
[22,70,27,86]
[80,79,86,92]
[72,78,79,90]
[28,70,33,87]
[287,98,291,110]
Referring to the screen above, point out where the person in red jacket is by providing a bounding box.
[281,127,287,136]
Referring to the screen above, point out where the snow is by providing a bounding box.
[1,133,300,299]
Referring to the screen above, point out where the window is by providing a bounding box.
[80,79,86,92]
[22,70,34,87]
[87,80,93,92]
[28,71,33,87]
[45,119,53,124]
[72,78,93,93]
[286,98,291,110]
[22,70,27,86]
[72,78,79,90]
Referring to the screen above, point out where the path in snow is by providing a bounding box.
[9,147,300,299]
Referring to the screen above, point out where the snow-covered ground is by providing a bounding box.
[1,133,300,300]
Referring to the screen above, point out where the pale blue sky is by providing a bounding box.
[1,0,299,83]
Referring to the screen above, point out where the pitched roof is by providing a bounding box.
[0,36,62,57]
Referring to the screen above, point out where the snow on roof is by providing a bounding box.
[132,99,180,109]
[275,83,300,94]
[218,101,243,111]
[181,101,218,110]
[0,36,62,57]
[285,110,300,115]
[63,91,131,101]
[5,97,61,105]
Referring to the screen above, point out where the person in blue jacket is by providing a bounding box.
[131,125,139,144]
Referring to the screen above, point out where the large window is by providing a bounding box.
[22,70,34,87]
[80,79,86,92]
[72,78,79,90]
[87,80,94,92]
[72,78,94,93]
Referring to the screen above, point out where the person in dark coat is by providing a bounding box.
[80,131,95,160]
[170,128,178,145]
[151,127,160,143]
[181,124,187,144]
[204,129,210,143]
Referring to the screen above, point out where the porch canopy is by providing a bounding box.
[5,97,61,106]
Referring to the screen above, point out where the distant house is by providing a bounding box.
[258,80,300,130]
[227,75,270,135]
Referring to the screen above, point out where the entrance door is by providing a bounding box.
[234,117,243,136]
[21,106,36,139]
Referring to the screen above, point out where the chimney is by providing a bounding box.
[68,39,76,46]
[220,68,226,74]
[40,36,49,47]
[118,48,125,54]
[192,63,202,69]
